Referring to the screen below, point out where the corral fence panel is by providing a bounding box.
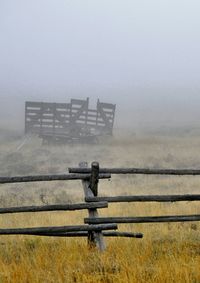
[25,98,116,140]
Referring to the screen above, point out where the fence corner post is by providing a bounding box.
[90,161,99,197]
[80,161,106,251]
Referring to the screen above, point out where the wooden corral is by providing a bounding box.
[25,98,116,144]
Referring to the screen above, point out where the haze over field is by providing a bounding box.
[0,0,200,129]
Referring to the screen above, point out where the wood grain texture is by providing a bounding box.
[0,173,110,184]
[85,194,200,203]
[0,201,108,214]
[69,167,200,175]
[0,224,118,235]
[85,215,200,224]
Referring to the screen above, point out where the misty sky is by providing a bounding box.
[0,0,200,128]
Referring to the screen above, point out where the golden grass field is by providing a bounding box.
[0,129,200,282]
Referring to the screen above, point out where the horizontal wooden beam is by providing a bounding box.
[25,231,143,238]
[103,231,143,238]
[85,194,200,203]
[0,173,111,184]
[69,167,200,176]
[0,224,117,235]
[33,231,89,237]
[0,202,108,214]
[85,214,200,224]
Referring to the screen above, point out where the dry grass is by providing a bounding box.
[0,129,200,282]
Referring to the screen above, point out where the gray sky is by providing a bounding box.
[0,0,200,129]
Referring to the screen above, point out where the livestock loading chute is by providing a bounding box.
[25,98,116,144]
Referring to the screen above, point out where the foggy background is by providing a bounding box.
[0,0,200,131]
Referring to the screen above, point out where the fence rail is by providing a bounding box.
[85,215,200,224]
[85,194,200,203]
[0,173,110,184]
[28,231,143,238]
[69,167,200,175]
[0,201,108,214]
[0,224,118,235]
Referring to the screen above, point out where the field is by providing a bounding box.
[0,128,200,282]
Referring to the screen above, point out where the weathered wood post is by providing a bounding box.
[79,161,106,251]
[90,161,99,197]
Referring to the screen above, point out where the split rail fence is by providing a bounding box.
[1,162,200,251]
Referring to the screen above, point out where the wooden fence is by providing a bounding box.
[1,162,200,251]
[69,163,200,238]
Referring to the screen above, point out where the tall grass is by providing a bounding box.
[0,209,199,283]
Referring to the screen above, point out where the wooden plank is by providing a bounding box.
[97,102,116,110]
[55,103,71,109]
[26,115,69,123]
[87,112,98,118]
[85,215,200,224]
[26,110,46,115]
[0,173,111,184]
[40,102,67,109]
[75,117,98,123]
[103,231,143,238]
[85,194,200,203]
[26,109,70,114]
[73,118,107,125]
[26,114,54,118]
[68,167,200,175]
[36,121,68,127]
[88,109,98,114]
[82,121,106,127]
[0,224,118,235]
[71,98,88,105]
[26,231,143,238]
[0,202,108,214]
[26,101,43,108]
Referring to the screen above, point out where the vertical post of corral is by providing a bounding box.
[79,161,106,251]
[53,103,56,135]
[25,101,28,134]
[40,102,44,136]
[96,99,99,126]
[85,97,89,126]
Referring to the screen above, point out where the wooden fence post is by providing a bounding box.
[79,161,106,251]
[90,162,99,197]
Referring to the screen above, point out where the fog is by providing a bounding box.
[1,0,200,130]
